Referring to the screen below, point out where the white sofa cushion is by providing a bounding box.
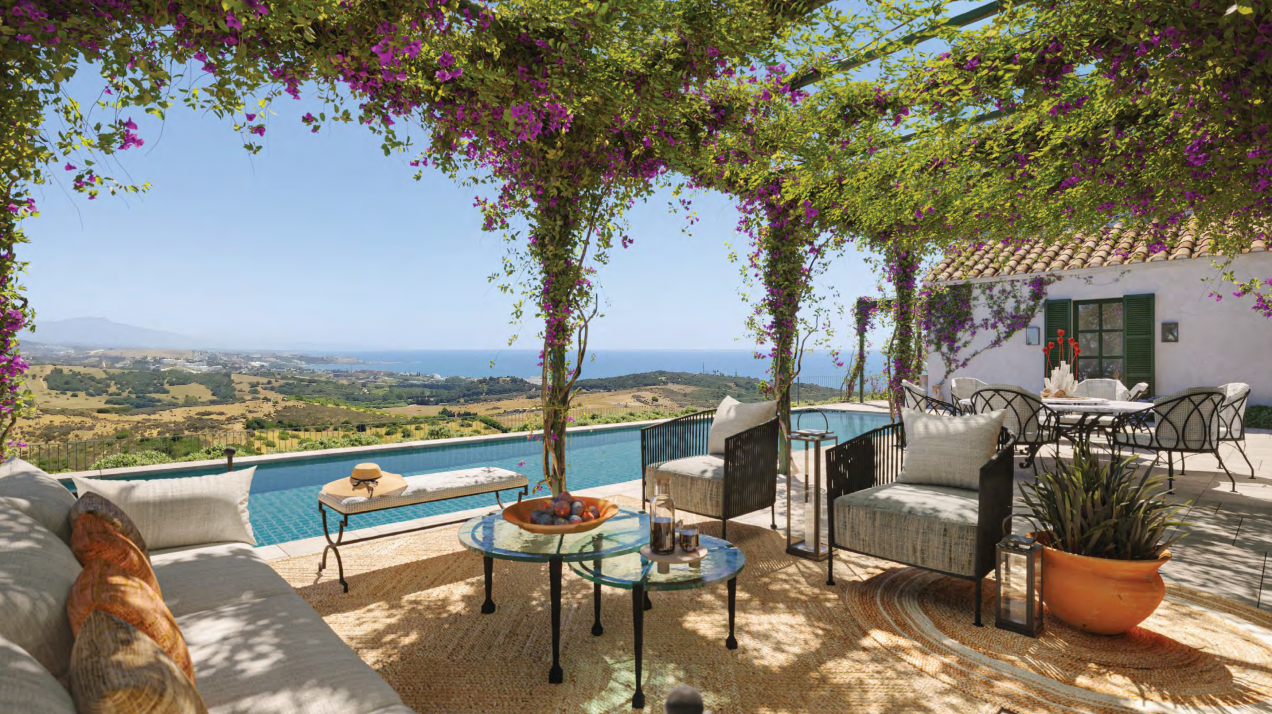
[706,396,777,455]
[179,593,406,714]
[0,457,77,544]
[0,504,82,679]
[151,542,296,618]
[897,409,1005,491]
[73,468,256,550]
[0,634,76,714]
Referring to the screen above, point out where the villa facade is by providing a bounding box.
[925,223,1272,403]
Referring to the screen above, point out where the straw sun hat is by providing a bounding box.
[321,463,408,500]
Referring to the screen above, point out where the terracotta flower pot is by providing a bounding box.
[1037,540,1171,635]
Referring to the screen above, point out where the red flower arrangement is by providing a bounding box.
[1043,329,1080,375]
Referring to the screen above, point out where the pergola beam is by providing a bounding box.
[789,0,1006,90]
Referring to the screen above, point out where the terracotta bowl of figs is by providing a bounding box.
[502,493,620,534]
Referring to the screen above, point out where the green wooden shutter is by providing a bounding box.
[1123,293,1155,398]
[1043,299,1073,376]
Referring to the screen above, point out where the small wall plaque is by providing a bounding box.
[1025,326,1041,346]
[1161,321,1179,343]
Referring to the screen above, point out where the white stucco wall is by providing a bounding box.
[927,252,1272,405]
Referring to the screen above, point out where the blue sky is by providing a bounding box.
[21,0,998,355]
[21,89,885,354]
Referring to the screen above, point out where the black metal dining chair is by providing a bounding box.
[901,379,960,416]
[1110,389,1235,493]
[969,386,1061,474]
[1218,383,1257,479]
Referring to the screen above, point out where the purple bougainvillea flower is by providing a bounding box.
[245,113,256,121]
[63,163,75,171]
[225,11,242,30]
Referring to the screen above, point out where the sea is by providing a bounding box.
[306,349,885,381]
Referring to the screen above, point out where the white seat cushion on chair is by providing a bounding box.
[898,409,1005,490]
[834,482,980,577]
[706,397,777,455]
[645,455,725,518]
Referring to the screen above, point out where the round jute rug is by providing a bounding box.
[846,566,1272,714]
[268,498,1272,714]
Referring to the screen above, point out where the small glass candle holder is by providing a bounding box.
[679,525,699,552]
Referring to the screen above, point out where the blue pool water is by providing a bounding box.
[83,409,889,546]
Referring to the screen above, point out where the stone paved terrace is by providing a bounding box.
[259,401,1272,608]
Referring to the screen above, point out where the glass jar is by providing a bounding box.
[650,474,678,555]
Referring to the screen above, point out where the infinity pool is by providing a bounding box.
[77,408,889,546]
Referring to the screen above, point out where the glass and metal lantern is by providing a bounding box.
[995,532,1044,637]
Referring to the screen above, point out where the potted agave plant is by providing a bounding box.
[1019,446,1187,635]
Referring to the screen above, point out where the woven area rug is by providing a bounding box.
[269,497,1272,714]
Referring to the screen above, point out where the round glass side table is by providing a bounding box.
[567,534,746,709]
[457,507,647,683]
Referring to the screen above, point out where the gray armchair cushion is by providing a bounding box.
[645,455,725,517]
[834,483,980,576]
[897,409,1004,490]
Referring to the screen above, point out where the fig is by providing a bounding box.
[554,500,572,517]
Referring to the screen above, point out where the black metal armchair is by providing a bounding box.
[824,422,1016,625]
[901,379,960,416]
[640,410,780,540]
[1111,389,1235,492]
[969,386,1060,474]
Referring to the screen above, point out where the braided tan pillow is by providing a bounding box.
[69,611,207,714]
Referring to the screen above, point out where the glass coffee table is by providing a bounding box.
[457,507,647,683]
[568,534,745,709]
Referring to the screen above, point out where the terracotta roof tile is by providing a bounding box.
[925,219,1270,283]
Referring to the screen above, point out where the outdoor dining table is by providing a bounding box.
[958,397,1153,446]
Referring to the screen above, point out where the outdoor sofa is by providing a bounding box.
[0,456,413,714]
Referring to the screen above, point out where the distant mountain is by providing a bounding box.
[21,317,193,349]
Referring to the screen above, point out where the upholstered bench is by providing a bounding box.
[318,467,528,592]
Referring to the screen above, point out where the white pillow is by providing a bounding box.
[72,468,256,550]
[707,396,778,455]
[898,409,1005,491]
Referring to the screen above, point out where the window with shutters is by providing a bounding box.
[1074,299,1125,381]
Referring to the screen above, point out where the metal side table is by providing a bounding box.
[569,535,745,709]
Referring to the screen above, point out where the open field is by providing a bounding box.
[381,383,697,417]
[15,364,850,449]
